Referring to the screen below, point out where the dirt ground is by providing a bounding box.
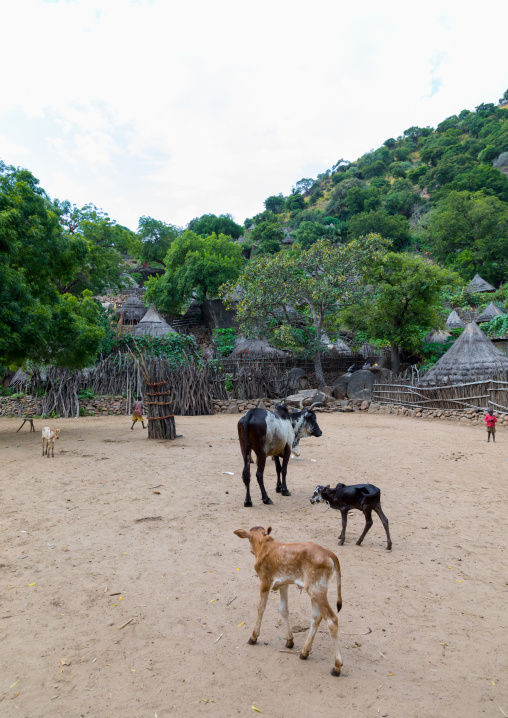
[1,412,507,718]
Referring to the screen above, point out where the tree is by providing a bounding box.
[286,193,305,212]
[250,221,284,255]
[264,194,286,213]
[221,236,389,388]
[348,210,410,249]
[0,165,108,367]
[292,221,328,249]
[341,253,457,373]
[144,230,243,314]
[54,202,133,294]
[187,213,243,239]
[138,215,181,266]
[426,190,508,285]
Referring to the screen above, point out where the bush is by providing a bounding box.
[77,388,95,400]
[212,328,237,357]
[79,407,86,416]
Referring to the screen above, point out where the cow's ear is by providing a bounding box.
[265,526,272,536]
[325,485,330,489]
[234,529,250,539]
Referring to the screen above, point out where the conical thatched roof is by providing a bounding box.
[446,310,466,329]
[332,338,352,355]
[130,304,177,337]
[424,329,451,344]
[477,302,506,323]
[117,294,148,323]
[230,336,285,357]
[419,322,508,385]
[467,273,495,293]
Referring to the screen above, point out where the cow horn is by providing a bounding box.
[308,401,323,411]
[299,397,305,410]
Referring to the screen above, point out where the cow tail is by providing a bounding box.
[332,553,342,613]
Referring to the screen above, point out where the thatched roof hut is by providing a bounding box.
[477,302,506,323]
[445,310,466,329]
[117,294,148,325]
[130,304,177,337]
[230,336,286,357]
[467,273,495,293]
[419,322,508,385]
[332,338,352,355]
[424,329,451,344]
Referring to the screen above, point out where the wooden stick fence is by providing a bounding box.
[371,375,508,414]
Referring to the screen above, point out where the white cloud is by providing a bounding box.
[1,0,507,228]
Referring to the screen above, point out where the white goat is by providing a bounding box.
[41,427,60,458]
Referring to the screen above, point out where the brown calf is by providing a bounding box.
[41,427,60,458]
[234,525,343,676]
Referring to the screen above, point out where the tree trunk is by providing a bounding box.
[313,350,326,390]
[390,343,401,375]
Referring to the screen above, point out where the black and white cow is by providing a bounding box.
[238,404,322,507]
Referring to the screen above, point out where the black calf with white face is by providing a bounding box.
[310,482,392,550]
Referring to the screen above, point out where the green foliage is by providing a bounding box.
[212,328,237,357]
[187,213,243,239]
[485,313,508,337]
[264,194,286,213]
[425,190,508,284]
[118,331,201,368]
[79,406,86,416]
[0,387,15,396]
[341,252,458,364]
[224,373,234,392]
[348,210,410,249]
[137,216,181,266]
[77,388,95,400]
[420,329,463,370]
[250,222,284,255]
[292,221,329,249]
[131,272,143,284]
[222,235,389,383]
[144,230,243,314]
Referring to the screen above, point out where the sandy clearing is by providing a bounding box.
[0,412,507,718]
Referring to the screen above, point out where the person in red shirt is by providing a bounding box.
[484,409,498,442]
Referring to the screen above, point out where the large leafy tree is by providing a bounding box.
[348,210,410,249]
[425,190,508,285]
[55,201,137,294]
[137,215,180,266]
[341,252,457,373]
[221,235,388,388]
[0,164,108,368]
[144,230,243,314]
[250,221,284,255]
[187,213,243,240]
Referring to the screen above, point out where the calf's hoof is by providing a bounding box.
[247,637,257,645]
[331,666,341,677]
[338,540,345,546]
[299,652,308,660]
[275,486,282,493]
[281,489,291,497]
[263,497,274,505]
[244,500,253,508]
[386,544,392,551]
[286,638,294,648]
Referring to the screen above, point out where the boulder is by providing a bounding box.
[332,373,352,399]
[360,400,370,411]
[287,368,309,392]
[346,370,376,401]
[286,390,328,408]
[226,403,240,414]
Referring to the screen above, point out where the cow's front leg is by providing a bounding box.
[338,509,348,545]
[279,585,294,648]
[280,444,291,496]
[256,455,273,505]
[274,456,282,493]
[248,583,270,644]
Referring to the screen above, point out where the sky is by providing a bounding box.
[1,0,507,231]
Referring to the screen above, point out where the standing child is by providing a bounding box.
[484,408,497,442]
[131,395,147,430]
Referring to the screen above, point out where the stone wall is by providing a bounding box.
[0,395,127,417]
[367,402,508,427]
